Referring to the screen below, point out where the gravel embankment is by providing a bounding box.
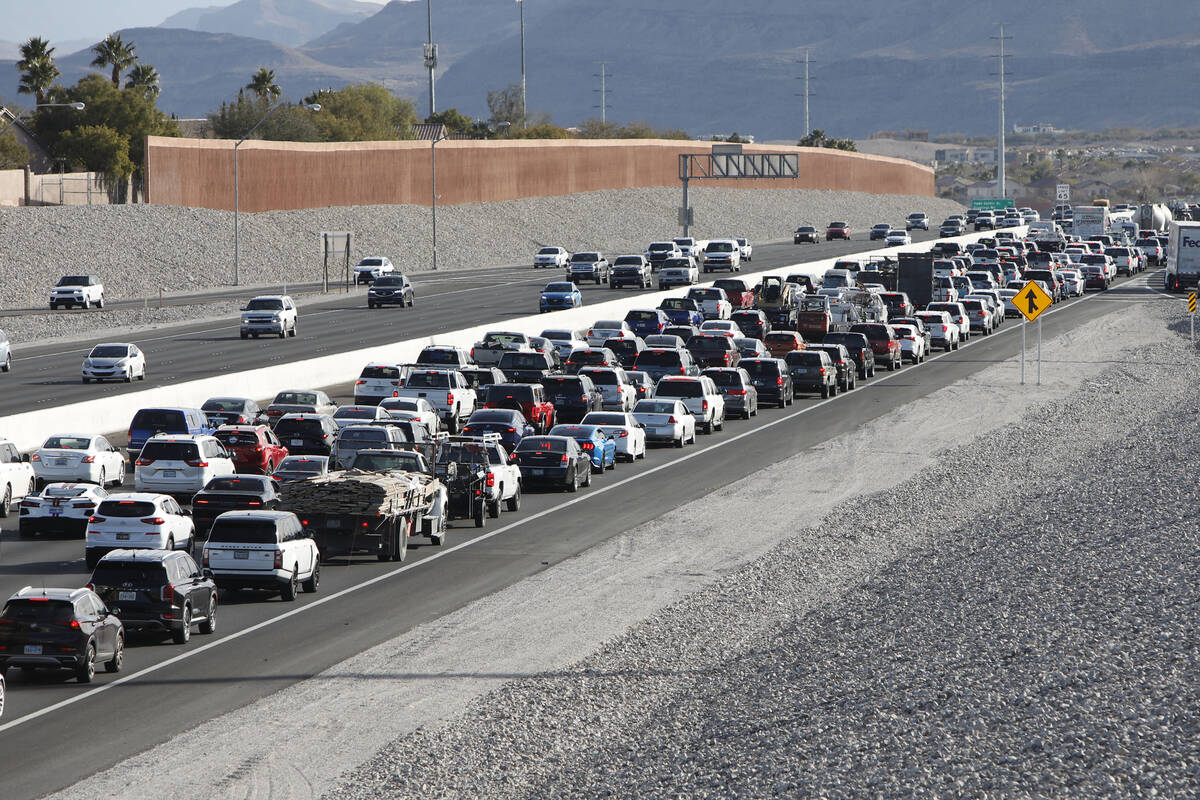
[0,187,961,343]
[328,300,1199,799]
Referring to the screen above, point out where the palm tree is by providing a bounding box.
[125,63,161,100]
[16,37,55,71]
[245,67,281,101]
[18,57,60,106]
[91,33,138,87]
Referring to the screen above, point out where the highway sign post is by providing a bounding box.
[1014,281,1053,385]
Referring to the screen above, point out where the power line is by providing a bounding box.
[593,62,611,125]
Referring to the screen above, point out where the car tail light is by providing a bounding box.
[274,551,283,569]
[255,445,263,452]
[486,472,495,487]
[355,380,366,385]
[65,619,80,630]
[20,499,38,508]
[729,389,747,396]
[162,584,175,603]
[185,459,209,467]
[247,500,262,506]
[701,399,708,410]
[667,416,677,424]
[136,458,154,466]
[560,454,569,463]
[581,442,594,450]
[141,517,166,526]
[776,376,783,386]
[818,367,826,375]
[194,498,210,504]
[447,392,455,405]
[30,453,40,462]
[470,348,476,358]
[89,516,105,523]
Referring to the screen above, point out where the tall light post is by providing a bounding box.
[234,102,320,285]
[516,0,526,127]
[431,121,508,271]
[0,102,85,138]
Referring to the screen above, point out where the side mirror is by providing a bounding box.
[239,306,247,312]
[109,608,120,617]
[181,507,192,516]
[21,453,30,462]
[202,568,215,579]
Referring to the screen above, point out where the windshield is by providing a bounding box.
[56,276,90,286]
[42,435,92,450]
[634,351,682,367]
[139,441,200,461]
[537,247,559,255]
[499,353,548,369]
[374,276,406,287]
[614,257,643,266]
[203,398,246,412]
[515,437,567,453]
[245,298,283,311]
[707,242,733,252]
[483,333,524,346]
[274,391,318,405]
[204,476,268,492]
[89,345,129,358]
[360,365,401,380]
[580,369,618,385]
[739,360,777,378]
[2,600,74,623]
[544,283,575,293]
[417,349,460,364]
[334,407,375,419]
[357,258,384,267]
[274,419,325,436]
[702,370,742,387]
[339,428,387,442]
[648,243,673,252]
[276,457,324,474]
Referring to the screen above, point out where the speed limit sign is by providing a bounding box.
[1056,183,1070,202]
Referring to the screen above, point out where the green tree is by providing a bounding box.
[576,117,618,138]
[309,84,416,141]
[426,107,475,134]
[507,121,571,139]
[208,94,321,142]
[245,67,281,101]
[0,132,31,169]
[125,64,161,100]
[55,124,133,177]
[797,128,857,151]
[16,37,60,105]
[91,33,138,87]
[486,83,526,129]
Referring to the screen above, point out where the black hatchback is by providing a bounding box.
[89,550,217,644]
[0,587,124,683]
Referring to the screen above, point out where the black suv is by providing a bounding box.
[603,336,645,369]
[738,358,794,408]
[0,587,124,683]
[540,374,604,424]
[785,350,838,398]
[191,475,281,535]
[89,550,217,644]
[497,350,557,383]
[821,332,877,379]
[686,333,742,369]
[273,413,338,457]
[805,343,857,392]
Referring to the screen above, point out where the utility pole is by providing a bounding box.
[424,0,438,116]
[517,0,526,127]
[794,49,815,138]
[991,24,1011,202]
[593,62,610,125]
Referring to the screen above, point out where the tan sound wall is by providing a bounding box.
[145,137,934,212]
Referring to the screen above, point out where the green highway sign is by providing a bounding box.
[971,198,1016,210]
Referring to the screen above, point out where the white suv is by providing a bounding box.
[203,511,320,601]
[134,435,236,495]
[353,256,395,284]
[905,212,929,231]
[85,492,196,568]
[240,295,297,339]
[653,375,725,434]
[0,439,35,516]
[49,275,104,310]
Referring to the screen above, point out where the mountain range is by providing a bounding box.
[3,0,1200,138]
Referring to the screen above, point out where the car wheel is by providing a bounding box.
[172,606,192,644]
[289,323,298,337]
[606,454,615,470]
[367,302,375,309]
[278,328,286,339]
[240,332,248,339]
[944,342,952,352]
[103,632,124,673]
[505,486,521,512]
[953,340,960,351]
[198,598,217,634]
[124,368,132,383]
[488,496,501,518]
[675,435,684,448]
[887,359,896,371]
[76,643,96,683]
[821,384,830,398]
[474,499,486,527]
[0,485,9,518]
[138,364,146,380]
[1,353,9,372]
[567,470,579,492]
[868,366,876,377]
[81,298,90,310]
[97,295,104,309]
[281,568,299,601]
[301,562,320,593]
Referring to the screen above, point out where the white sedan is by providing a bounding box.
[580,411,647,462]
[32,433,126,487]
[698,320,743,338]
[533,246,571,269]
[631,398,696,448]
[885,230,912,246]
[85,492,196,568]
[18,482,109,538]
[379,397,440,434]
[587,320,636,347]
[81,342,146,384]
[735,237,753,262]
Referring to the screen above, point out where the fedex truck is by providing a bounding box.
[1165,221,1200,292]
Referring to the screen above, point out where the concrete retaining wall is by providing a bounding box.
[0,168,110,207]
[145,137,934,212]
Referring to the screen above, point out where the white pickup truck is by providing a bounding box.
[0,439,38,517]
[49,275,105,310]
[392,369,477,434]
[465,434,522,518]
[470,331,535,367]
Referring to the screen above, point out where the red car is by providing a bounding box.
[825,221,851,241]
[763,330,805,358]
[711,278,755,309]
[482,383,556,433]
[213,424,289,474]
[849,323,902,371]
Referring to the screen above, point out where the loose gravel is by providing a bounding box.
[327,299,1200,799]
[0,187,962,344]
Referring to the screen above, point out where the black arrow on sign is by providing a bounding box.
[1026,292,1040,314]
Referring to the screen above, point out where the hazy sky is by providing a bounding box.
[1,0,387,46]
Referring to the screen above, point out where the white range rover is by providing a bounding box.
[203,511,320,601]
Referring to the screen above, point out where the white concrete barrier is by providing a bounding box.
[3,230,1016,452]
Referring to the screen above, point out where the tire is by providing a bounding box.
[367,302,375,309]
[165,536,175,552]
[81,298,90,310]
[488,496,501,518]
[0,485,9,518]
[289,323,297,337]
[104,634,124,673]
[675,435,684,448]
[583,467,592,487]
[474,500,486,527]
[567,470,579,492]
[944,342,952,353]
[505,486,521,512]
[172,606,192,644]
[124,369,132,383]
[605,454,615,470]
[301,562,320,593]
[281,568,299,601]
[240,332,248,339]
[85,549,100,569]
[76,644,96,683]
[98,468,106,487]
[278,328,286,339]
[82,377,90,384]
[952,340,960,351]
[97,295,104,309]
[869,365,876,377]
[1,353,9,372]
[820,385,830,398]
[198,598,217,634]
[887,359,896,372]
[139,366,145,380]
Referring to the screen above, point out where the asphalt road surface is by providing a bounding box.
[0,263,1164,799]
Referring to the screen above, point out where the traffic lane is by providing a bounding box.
[0,271,1144,799]
[0,232,936,415]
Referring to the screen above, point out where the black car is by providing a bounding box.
[564,347,619,375]
[686,333,742,369]
[631,348,700,383]
[738,358,794,408]
[603,336,646,369]
[366,274,414,308]
[785,350,838,398]
[540,374,604,423]
[662,324,698,343]
[461,408,535,452]
[0,587,124,683]
[497,350,557,384]
[805,343,856,391]
[89,550,217,644]
[821,331,877,379]
[793,225,819,244]
[201,396,263,427]
[459,366,507,391]
[191,474,281,535]
[273,413,338,457]
[510,435,592,492]
[701,367,759,419]
[730,310,769,340]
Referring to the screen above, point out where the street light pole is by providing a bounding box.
[431,121,507,272]
[234,102,320,285]
[425,0,437,117]
[517,0,526,127]
[0,102,85,138]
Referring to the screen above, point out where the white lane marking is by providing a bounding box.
[0,267,1151,734]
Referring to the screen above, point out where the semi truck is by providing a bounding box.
[1137,203,1172,233]
[1165,221,1200,292]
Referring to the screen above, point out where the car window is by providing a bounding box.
[138,441,199,461]
[208,520,280,544]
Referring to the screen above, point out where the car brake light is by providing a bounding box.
[355,380,366,385]
[818,367,826,375]
[162,584,175,603]
[185,459,209,467]
[135,458,154,466]
[729,389,747,395]
[274,551,283,569]
[701,399,708,410]
[20,499,38,508]
[89,516,105,523]
[247,500,262,506]
[776,376,783,386]
[194,498,210,504]
[667,416,677,423]
[486,472,495,486]
[141,517,166,526]
[66,619,80,630]
[447,392,455,404]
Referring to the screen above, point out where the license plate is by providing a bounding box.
[55,459,67,466]
[292,439,303,446]
[49,509,62,517]
[119,591,136,601]
[531,469,544,476]
[23,645,42,655]
[163,470,176,477]
[116,533,130,540]
[326,519,341,528]
[234,550,249,559]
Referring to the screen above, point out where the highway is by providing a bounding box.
[1,235,933,415]
[0,262,1162,798]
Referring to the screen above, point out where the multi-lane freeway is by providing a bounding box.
[0,232,1163,799]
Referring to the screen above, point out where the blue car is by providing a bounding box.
[461,408,536,451]
[547,423,616,473]
[657,297,704,327]
[540,281,583,313]
[624,308,669,338]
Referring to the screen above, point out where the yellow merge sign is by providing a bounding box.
[1014,280,1053,322]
